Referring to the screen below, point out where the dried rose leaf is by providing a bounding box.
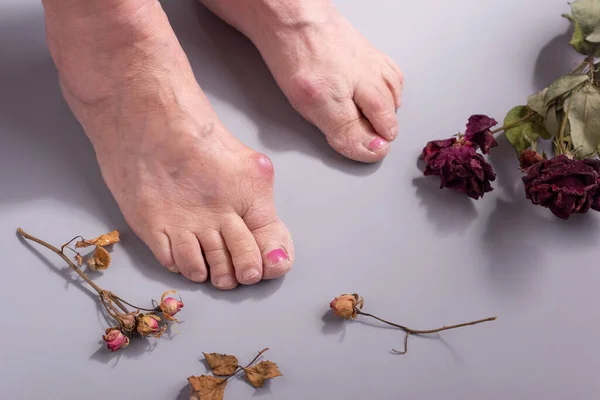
[188,375,227,400]
[76,230,120,248]
[203,352,239,376]
[86,246,111,271]
[243,361,282,388]
[75,254,84,267]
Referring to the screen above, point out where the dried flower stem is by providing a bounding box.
[489,112,535,135]
[17,228,148,313]
[356,310,497,354]
[227,348,270,381]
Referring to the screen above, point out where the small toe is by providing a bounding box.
[169,229,208,282]
[199,231,238,290]
[354,80,398,141]
[244,205,294,280]
[221,215,263,285]
[326,110,390,163]
[145,230,180,273]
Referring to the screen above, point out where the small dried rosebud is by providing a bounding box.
[102,327,129,352]
[522,155,600,219]
[421,140,496,199]
[136,313,164,337]
[159,290,183,321]
[464,114,498,154]
[330,294,363,320]
[117,311,138,331]
[519,149,545,170]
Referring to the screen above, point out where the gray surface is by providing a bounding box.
[1,0,599,399]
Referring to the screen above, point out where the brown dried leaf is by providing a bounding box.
[86,246,111,271]
[188,375,227,400]
[243,361,282,388]
[203,353,239,376]
[76,230,120,248]
[75,254,84,267]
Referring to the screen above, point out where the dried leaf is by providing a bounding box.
[87,246,111,271]
[568,82,600,157]
[243,361,282,388]
[76,230,120,248]
[75,254,84,267]
[203,353,239,376]
[544,74,589,106]
[188,375,227,400]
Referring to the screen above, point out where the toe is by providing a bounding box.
[198,231,238,290]
[243,204,294,280]
[169,229,208,282]
[354,80,398,141]
[383,56,404,108]
[326,106,391,163]
[221,215,263,285]
[145,230,180,274]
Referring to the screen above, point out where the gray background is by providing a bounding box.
[1,0,599,399]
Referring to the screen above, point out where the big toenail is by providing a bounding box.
[390,126,398,139]
[216,276,235,288]
[242,269,260,281]
[367,137,386,151]
[266,248,289,265]
[190,272,206,282]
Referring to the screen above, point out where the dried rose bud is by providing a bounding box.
[518,149,545,170]
[421,140,496,199]
[330,294,363,320]
[159,290,183,321]
[463,114,498,154]
[136,313,163,337]
[102,327,129,352]
[118,311,138,331]
[522,155,600,219]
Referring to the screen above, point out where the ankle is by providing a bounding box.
[201,0,336,38]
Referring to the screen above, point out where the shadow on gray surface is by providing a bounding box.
[162,0,382,176]
[320,310,346,335]
[412,176,478,236]
[177,384,191,400]
[533,29,578,92]
[483,135,600,296]
[89,336,159,366]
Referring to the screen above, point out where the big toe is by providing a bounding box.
[244,204,294,280]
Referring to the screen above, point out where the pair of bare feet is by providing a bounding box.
[41,0,403,289]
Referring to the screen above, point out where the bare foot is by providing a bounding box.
[42,0,294,289]
[200,0,404,163]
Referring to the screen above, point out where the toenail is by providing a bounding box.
[216,275,236,288]
[390,126,398,139]
[266,248,289,266]
[242,269,260,282]
[366,137,386,151]
[190,272,206,282]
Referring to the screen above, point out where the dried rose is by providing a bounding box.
[519,149,545,170]
[159,290,183,321]
[330,293,363,320]
[463,115,498,154]
[522,155,600,219]
[102,327,130,352]
[136,313,164,337]
[421,140,496,199]
[117,311,138,331]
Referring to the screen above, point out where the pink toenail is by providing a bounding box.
[266,248,289,265]
[367,137,386,151]
[390,126,398,139]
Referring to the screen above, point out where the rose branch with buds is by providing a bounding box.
[419,0,600,220]
[330,294,496,354]
[17,228,184,352]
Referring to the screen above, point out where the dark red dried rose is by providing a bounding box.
[519,149,545,170]
[421,140,496,199]
[464,115,498,154]
[522,155,600,219]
